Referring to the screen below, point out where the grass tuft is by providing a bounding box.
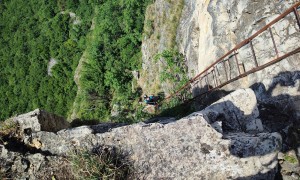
[0,161,11,180]
[69,145,133,180]
[284,154,298,164]
[0,118,18,145]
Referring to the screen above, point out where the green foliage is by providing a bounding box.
[155,49,189,92]
[0,0,152,122]
[144,19,154,38]
[160,96,195,119]
[69,146,133,179]
[284,154,298,164]
[154,49,193,118]
[0,0,97,120]
[75,0,152,121]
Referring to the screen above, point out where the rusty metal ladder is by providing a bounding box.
[162,2,300,105]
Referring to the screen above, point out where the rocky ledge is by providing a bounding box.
[1,88,299,179]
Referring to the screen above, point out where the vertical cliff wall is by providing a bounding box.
[142,0,299,100]
[178,0,299,74]
[176,0,300,117]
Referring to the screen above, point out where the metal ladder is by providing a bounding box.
[162,2,300,105]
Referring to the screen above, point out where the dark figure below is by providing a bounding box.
[144,95,160,105]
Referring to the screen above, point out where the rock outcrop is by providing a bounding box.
[14,109,70,134]
[202,88,263,133]
[0,89,284,179]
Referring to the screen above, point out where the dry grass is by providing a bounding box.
[69,146,133,180]
[35,157,75,180]
[0,119,17,135]
[144,0,184,49]
[0,162,11,180]
[168,0,184,48]
[0,118,18,145]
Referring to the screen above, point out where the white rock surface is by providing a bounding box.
[47,58,57,76]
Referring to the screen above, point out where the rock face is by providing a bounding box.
[139,0,184,95]
[141,0,300,120]
[176,0,300,118]
[0,89,283,179]
[0,147,72,180]
[178,0,300,74]
[14,108,70,134]
[47,58,57,76]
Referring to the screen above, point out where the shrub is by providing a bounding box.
[69,146,133,180]
[284,154,298,164]
[0,119,18,144]
[35,157,75,180]
[0,161,10,180]
[154,49,189,93]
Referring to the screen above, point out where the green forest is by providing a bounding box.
[0,0,152,121]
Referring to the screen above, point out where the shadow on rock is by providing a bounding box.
[250,71,300,152]
[154,70,300,179]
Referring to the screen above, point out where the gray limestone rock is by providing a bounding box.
[14,108,70,134]
[203,88,263,133]
[17,88,281,179]
[245,118,264,133]
[176,0,300,121]
[0,145,8,159]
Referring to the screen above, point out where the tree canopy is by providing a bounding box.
[0,0,151,121]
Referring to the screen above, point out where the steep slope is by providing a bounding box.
[0,0,93,120]
[176,0,300,111]
[177,0,300,76]
[138,0,186,96]
[0,0,152,122]
[68,0,152,122]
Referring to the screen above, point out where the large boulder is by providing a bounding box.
[21,88,281,179]
[14,109,70,134]
[0,145,72,180]
[26,112,281,179]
